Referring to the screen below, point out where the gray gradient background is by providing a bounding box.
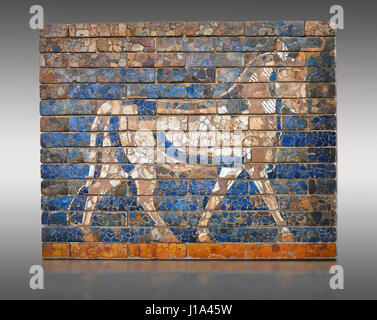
[0,0,376,300]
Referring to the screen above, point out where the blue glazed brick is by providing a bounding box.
[156,196,209,211]
[281,211,336,226]
[117,228,152,242]
[307,67,336,82]
[41,211,49,224]
[68,116,124,131]
[128,212,156,227]
[278,116,308,130]
[215,37,275,51]
[216,68,243,83]
[69,196,87,211]
[41,133,91,147]
[70,69,97,82]
[269,180,308,194]
[68,84,126,99]
[68,212,83,225]
[284,227,337,242]
[245,21,304,37]
[42,227,84,242]
[94,227,152,243]
[205,211,276,227]
[187,53,244,67]
[309,180,336,194]
[278,131,336,147]
[311,115,336,130]
[187,84,234,98]
[97,68,155,83]
[217,227,278,242]
[97,196,143,211]
[156,37,214,52]
[128,84,187,98]
[170,227,199,242]
[307,52,335,66]
[187,53,216,67]
[309,164,336,178]
[186,196,210,211]
[276,164,336,179]
[274,21,304,36]
[307,148,336,162]
[68,149,90,163]
[41,196,73,210]
[220,196,268,211]
[217,99,250,114]
[246,212,276,226]
[155,180,188,196]
[159,212,187,226]
[133,99,156,115]
[226,181,249,195]
[71,211,126,226]
[277,37,335,51]
[94,227,121,242]
[68,116,95,131]
[90,212,127,226]
[188,180,216,195]
[42,211,68,225]
[157,68,215,83]
[40,100,98,115]
[186,212,202,227]
[41,164,89,179]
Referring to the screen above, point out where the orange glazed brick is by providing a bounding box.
[70,243,128,259]
[42,243,70,258]
[128,243,186,258]
[294,244,307,259]
[168,244,187,258]
[306,243,336,258]
[187,244,246,259]
[220,244,246,259]
[245,244,337,259]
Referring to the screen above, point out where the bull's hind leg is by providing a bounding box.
[196,165,287,242]
[78,113,120,226]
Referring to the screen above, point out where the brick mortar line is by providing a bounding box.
[40,66,335,69]
[39,113,337,117]
[40,35,336,39]
[41,225,336,229]
[39,97,337,100]
[42,209,336,212]
[40,50,334,54]
[40,146,337,148]
[40,82,335,85]
[40,129,337,132]
[41,193,335,196]
[40,98,337,101]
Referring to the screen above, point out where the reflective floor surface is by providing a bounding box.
[34,260,342,299]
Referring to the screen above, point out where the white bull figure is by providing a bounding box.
[69,52,300,242]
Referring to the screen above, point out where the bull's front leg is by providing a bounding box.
[196,165,287,243]
[197,166,244,242]
[251,179,285,225]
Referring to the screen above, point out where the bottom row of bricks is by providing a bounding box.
[43,242,336,259]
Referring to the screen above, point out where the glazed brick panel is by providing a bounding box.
[40,21,336,259]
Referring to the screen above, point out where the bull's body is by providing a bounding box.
[69,52,298,242]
